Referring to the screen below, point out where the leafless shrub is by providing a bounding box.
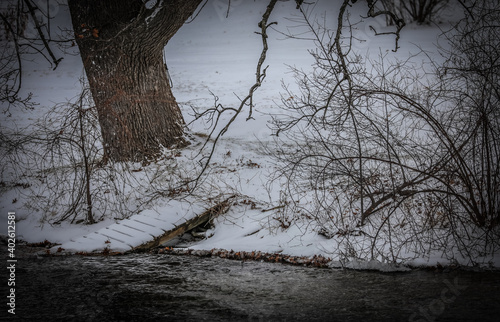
[269,0,499,265]
[1,80,194,225]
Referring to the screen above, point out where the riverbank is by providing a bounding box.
[8,235,499,274]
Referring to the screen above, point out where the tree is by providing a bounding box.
[67,0,203,162]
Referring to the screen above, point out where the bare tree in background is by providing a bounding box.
[376,0,449,25]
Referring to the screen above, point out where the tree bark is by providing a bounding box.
[68,0,202,162]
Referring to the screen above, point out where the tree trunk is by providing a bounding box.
[68,0,202,162]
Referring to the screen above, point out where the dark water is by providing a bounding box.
[2,252,500,321]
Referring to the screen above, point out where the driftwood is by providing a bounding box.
[130,196,234,252]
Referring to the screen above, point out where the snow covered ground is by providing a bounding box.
[1,1,498,270]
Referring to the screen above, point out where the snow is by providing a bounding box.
[1,0,498,270]
[48,200,205,253]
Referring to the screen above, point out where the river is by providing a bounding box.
[3,252,500,321]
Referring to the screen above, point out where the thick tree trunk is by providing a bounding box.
[68,0,202,162]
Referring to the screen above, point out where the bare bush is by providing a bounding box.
[1,81,194,225]
[270,0,499,265]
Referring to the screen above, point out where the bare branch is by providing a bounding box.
[187,0,280,189]
[23,0,62,69]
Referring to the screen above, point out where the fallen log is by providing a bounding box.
[130,196,235,252]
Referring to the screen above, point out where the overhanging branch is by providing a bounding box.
[187,0,279,189]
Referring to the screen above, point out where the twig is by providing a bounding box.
[188,0,279,190]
